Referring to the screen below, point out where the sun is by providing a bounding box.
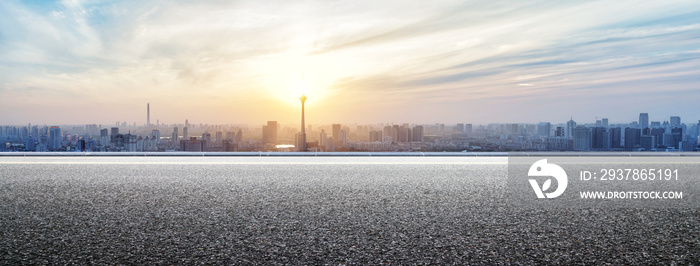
[259,54,337,106]
[263,71,330,106]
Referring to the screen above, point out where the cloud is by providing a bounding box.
[0,0,699,125]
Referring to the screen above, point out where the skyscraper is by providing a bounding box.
[671,127,682,149]
[216,131,223,146]
[650,127,665,147]
[609,127,622,149]
[25,137,36,151]
[554,127,565,137]
[151,129,161,145]
[332,124,341,141]
[670,116,681,127]
[464,124,473,134]
[639,113,649,129]
[338,129,347,147]
[591,127,608,150]
[262,121,278,145]
[202,132,211,145]
[100,128,109,147]
[640,135,657,151]
[537,122,551,137]
[573,126,591,151]
[369,130,383,142]
[48,126,62,151]
[236,129,243,142]
[566,118,576,139]
[320,130,328,148]
[147,103,150,127]
[172,127,178,144]
[383,126,394,142]
[110,127,119,148]
[412,126,424,142]
[624,127,641,150]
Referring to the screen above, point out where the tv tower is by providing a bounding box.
[298,74,307,151]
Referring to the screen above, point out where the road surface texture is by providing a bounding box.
[0,156,697,264]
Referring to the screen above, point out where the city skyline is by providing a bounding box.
[1,1,700,125]
[3,111,698,153]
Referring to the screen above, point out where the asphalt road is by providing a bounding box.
[0,157,697,264]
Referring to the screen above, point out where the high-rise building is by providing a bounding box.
[609,127,622,149]
[369,130,383,142]
[537,122,551,137]
[639,113,649,129]
[397,126,411,142]
[332,124,341,141]
[201,132,211,146]
[320,130,328,148]
[25,137,36,151]
[640,135,657,151]
[216,131,223,146]
[325,137,335,151]
[573,126,591,151]
[662,133,674,148]
[262,121,278,145]
[183,127,188,140]
[180,138,207,152]
[412,126,424,142]
[172,127,179,144]
[624,127,641,150]
[31,126,39,138]
[339,129,347,147]
[48,126,62,151]
[100,128,109,147]
[566,118,576,139]
[591,127,608,150]
[223,139,237,151]
[383,126,394,143]
[650,127,665,147]
[147,103,150,126]
[236,129,243,142]
[554,127,565,137]
[151,129,161,145]
[670,116,681,127]
[602,118,609,128]
[125,134,137,152]
[455,123,464,132]
[464,124,473,134]
[671,127,682,149]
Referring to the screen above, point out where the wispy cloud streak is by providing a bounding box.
[0,0,699,124]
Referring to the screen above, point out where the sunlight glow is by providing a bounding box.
[260,54,335,106]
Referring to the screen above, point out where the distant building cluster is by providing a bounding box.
[1,113,698,152]
[501,113,695,152]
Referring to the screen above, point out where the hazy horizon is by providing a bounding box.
[1,0,699,125]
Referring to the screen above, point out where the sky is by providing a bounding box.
[1,0,699,126]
